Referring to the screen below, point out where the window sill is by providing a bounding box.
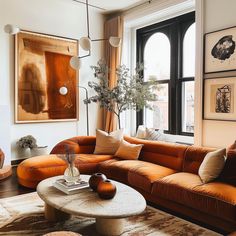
[164,134,194,145]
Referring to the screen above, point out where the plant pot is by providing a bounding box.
[97,179,117,199]
[17,147,31,159]
[30,146,48,157]
[89,173,107,191]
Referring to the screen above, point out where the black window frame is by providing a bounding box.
[136,11,195,136]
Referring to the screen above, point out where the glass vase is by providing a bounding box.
[64,163,80,184]
[63,152,80,184]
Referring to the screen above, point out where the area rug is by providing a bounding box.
[0,192,221,236]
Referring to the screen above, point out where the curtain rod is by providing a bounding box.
[71,0,106,11]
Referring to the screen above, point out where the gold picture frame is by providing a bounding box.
[15,31,78,123]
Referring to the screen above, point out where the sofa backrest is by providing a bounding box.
[182,146,214,174]
[51,136,96,154]
[124,136,187,171]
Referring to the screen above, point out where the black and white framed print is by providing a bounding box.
[204,26,236,73]
[204,77,236,121]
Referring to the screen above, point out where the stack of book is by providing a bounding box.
[53,178,89,195]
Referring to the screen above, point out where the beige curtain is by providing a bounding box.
[104,16,123,132]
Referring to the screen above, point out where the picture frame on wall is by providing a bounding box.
[204,77,236,121]
[204,26,236,74]
[15,31,78,123]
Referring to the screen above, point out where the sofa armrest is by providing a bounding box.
[50,136,96,154]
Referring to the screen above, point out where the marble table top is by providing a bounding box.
[37,175,146,219]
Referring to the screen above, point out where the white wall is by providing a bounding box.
[0,0,104,162]
[201,0,236,147]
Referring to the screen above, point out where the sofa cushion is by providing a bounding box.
[152,172,236,222]
[193,182,236,221]
[94,129,123,155]
[115,140,143,160]
[124,136,187,171]
[198,148,226,183]
[128,162,176,193]
[98,159,144,184]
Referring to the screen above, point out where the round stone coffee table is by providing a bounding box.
[37,175,146,236]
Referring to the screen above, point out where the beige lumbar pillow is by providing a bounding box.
[94,129,123,155]
[198,148,226,183]
[115,140,143,160]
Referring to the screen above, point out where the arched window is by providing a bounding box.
[137,11,195,136]
[143,33,170,130]
[144,33,170,81]
[183,23,196,77]
[182,23,195,133]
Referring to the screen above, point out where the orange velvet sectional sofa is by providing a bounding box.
[17,136,236,233]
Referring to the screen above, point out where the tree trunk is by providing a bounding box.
[117,114,121,129]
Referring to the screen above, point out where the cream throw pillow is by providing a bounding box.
[198,148,226,183]
[115,140,143,160]
[94,129,123,155]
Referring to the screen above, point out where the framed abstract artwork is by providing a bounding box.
[15,31,78,123]
[204,77,236,121]
[204,26,236,73]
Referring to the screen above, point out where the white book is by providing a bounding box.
[53,180,89,195]
[55,178,88,189]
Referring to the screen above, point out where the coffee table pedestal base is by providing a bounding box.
[45,203,71,222]
[96,218,124,236]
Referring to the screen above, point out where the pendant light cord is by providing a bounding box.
[86,0,90,38]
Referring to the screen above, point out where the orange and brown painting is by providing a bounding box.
[15,31,78,123]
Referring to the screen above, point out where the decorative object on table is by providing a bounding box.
[69,0,121,70]
[204,26,236,73]
[63,147,80,184]
[16,135,48,157]
[0,148,12,180]
[94,129,123,155]
[203,77,236,121]
[16,135,36,158]
[0,148,5,168]
[84,60,158,128]
[88,173,107,191]
[53,178,89,195]
[15,30,78,123]
[97,179,117,199]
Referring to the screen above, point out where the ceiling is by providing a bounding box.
[72,0,144,12]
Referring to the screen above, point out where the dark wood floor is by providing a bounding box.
[0,166,34,198]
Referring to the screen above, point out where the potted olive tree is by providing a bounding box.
[84,60,158,129]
